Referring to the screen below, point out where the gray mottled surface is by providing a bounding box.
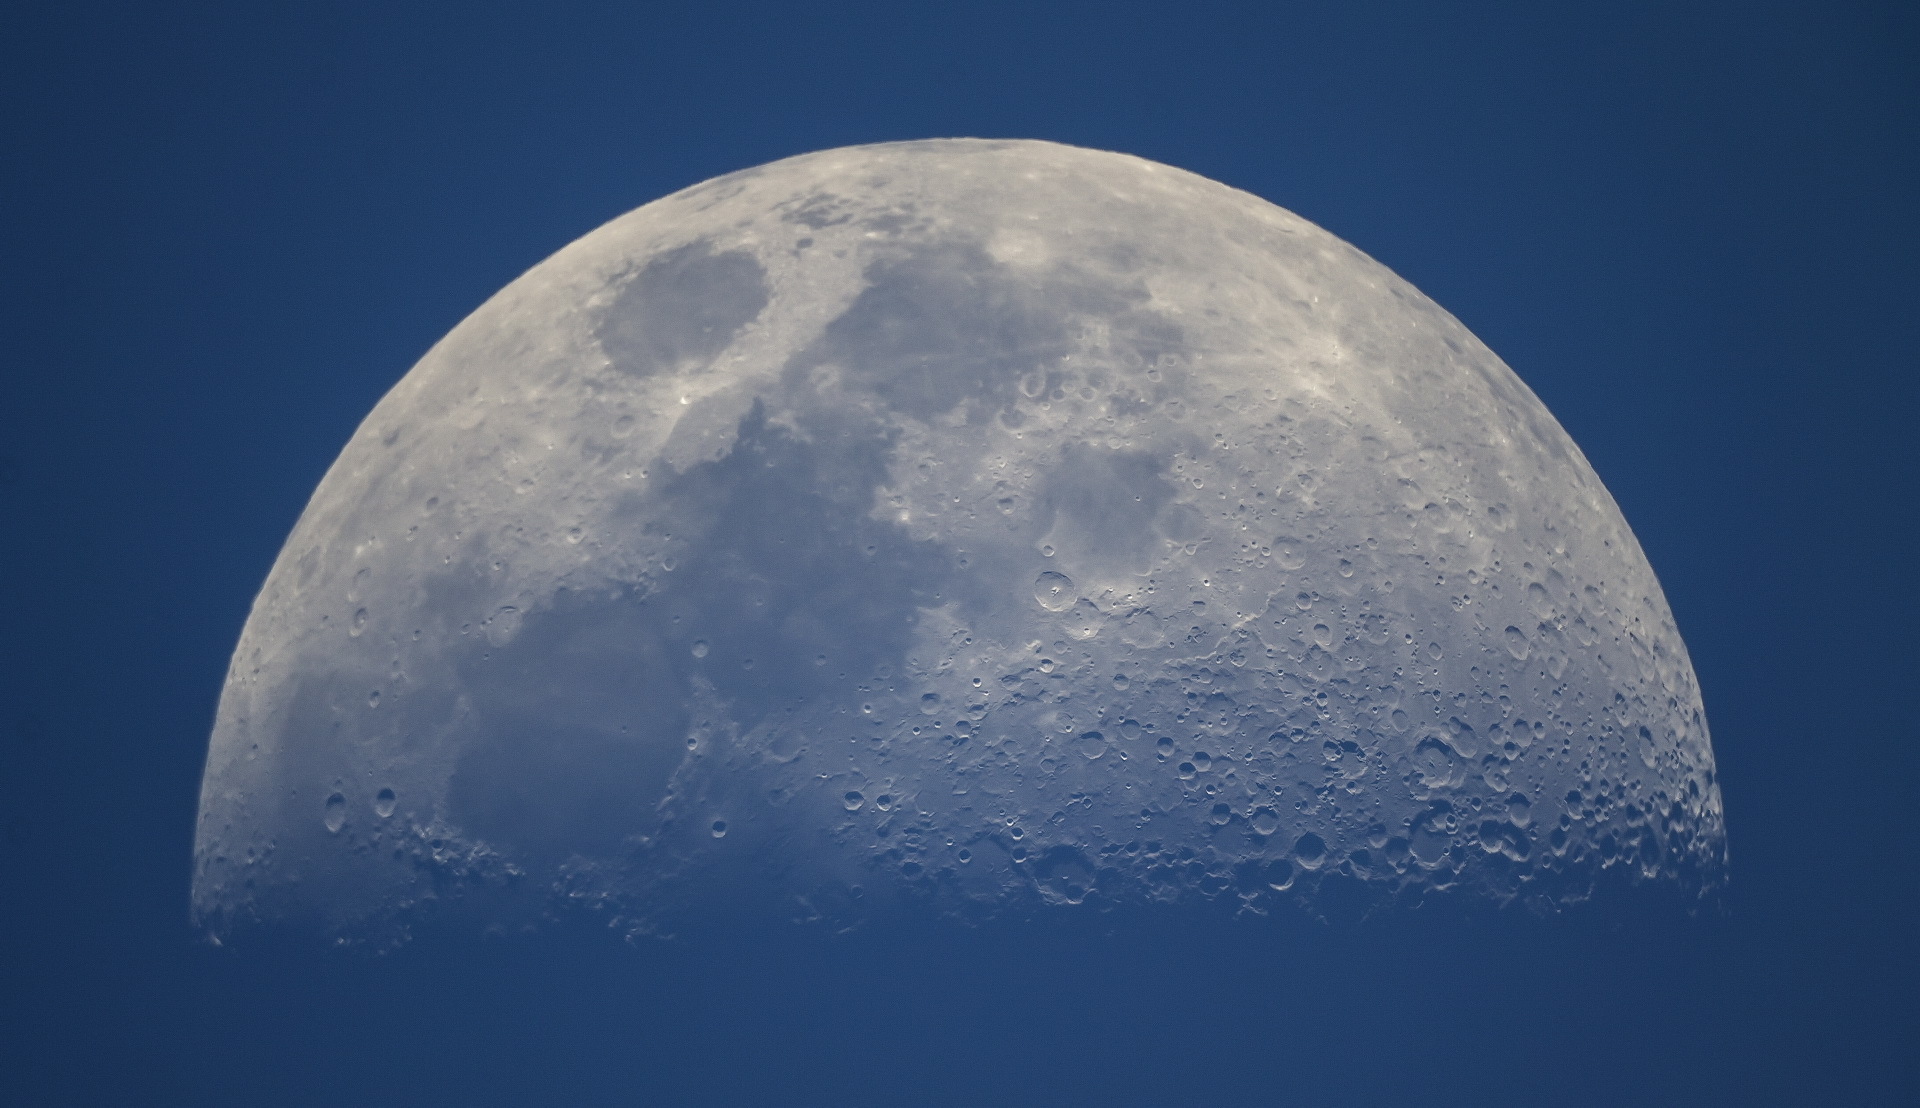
[193,140,1724,940]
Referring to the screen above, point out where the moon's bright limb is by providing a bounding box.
[193,140,1724,940]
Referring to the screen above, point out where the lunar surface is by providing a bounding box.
[193,139,1725,941]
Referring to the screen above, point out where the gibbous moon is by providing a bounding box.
[193,140,1724,940]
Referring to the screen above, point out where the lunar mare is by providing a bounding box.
[193,140,1724,940]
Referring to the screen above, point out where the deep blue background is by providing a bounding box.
[3,3,1915,1104]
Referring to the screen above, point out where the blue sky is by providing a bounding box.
[2,3,1914,1103]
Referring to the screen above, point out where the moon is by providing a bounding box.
[193,139,1725,940]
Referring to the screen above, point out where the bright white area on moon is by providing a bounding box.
[193,140,1724,941]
